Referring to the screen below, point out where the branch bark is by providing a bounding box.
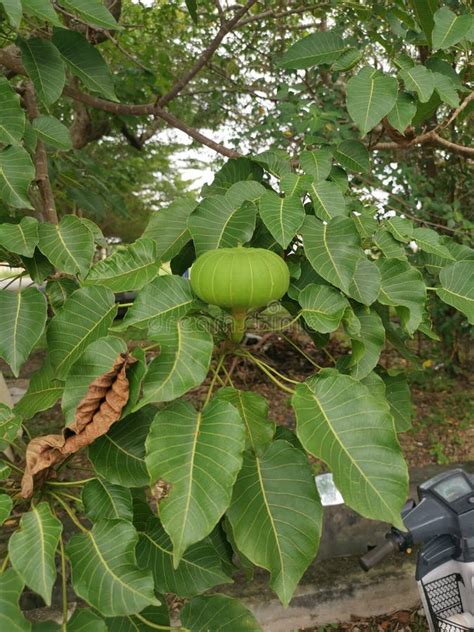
[23,83,59,224]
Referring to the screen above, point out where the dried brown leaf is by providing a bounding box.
[21,352,136,498]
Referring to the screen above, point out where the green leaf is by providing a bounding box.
[280,173,312,197]
[62,336,127,425]
[279,31,345,69]
[38,215,95,277]
[32,115,72,150]
[308,180,346,221]
[0,77,25,145]
[21,250,54,283]
[116,275,193,332]
[61,0,119,29]
[121,347,146,417]
[432,7,472,50]
[139,319,213,407]
[437,260,474,324]
[376,259,426,334]
[214,387,274,453]
[399,65,434,103]
[52,29,117,101]
[300,148,332,182]
[373,229,407,261]
[85,239,160,292]
[89,407,153,487]
[259,191,305,248]
[224,180,266,208]
[18,38,65,106]
[347,307,385,380]
[0,0,21,26]
[67,520,157,616]
[47,286,117,379]
[137,516,232,597]
[185,0,198,23]
[0,403,22,451]
[67,609,107,632]
[46,278,79,313]
[409,0,437,44]
[146,398,245,565]
[227,440,322,606]
[0,569,31,632]
[181,595,262,632]
[0,493,12,525]
[299,283,349,333]
[106,603,169,631]
[0,146,35,209]
[385,216,413,242]
[0,217,38,258]
[332,47,363,71]
[382,372,413,432]
[83,479,133,522]
[188,195,256,256]
[203,158,263,197]
[346,67,398,136]
[387,92,417,135]
[347,257,381,306]
[0,288,47,377]
[9,503,62,605]
[253,150,291,178]
[143,199,197,262]
[334,140,370,173]
[433,72,459,107]
[292,369,408,529]
[21,0,62,26]
[14,360,63,419]
[301,215,362,293]
[412,227,454,259]
[0,463,12,480]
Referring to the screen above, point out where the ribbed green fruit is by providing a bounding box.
[190,247,290,342]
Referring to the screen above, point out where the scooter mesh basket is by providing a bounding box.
[422,573,472,632]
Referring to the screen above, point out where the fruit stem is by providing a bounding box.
[230,308,247,343]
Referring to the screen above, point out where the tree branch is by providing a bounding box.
[235,4,323,28]
[23,83,59,224]
[372,130,474,158]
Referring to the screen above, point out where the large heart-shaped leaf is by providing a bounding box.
[412,228,454,260]
[89,407,153,487]
[299,283,349,333]
[116,275,194,332]
[346,66,398,136]
[227,440,322,606]
[84,239,160,292]
[387,92,417,134]
[66,519,158,616]
[139,319,213,407]
[259,191,305,248]
[14,360,63,419]
[106,603,169,632]
[0,146,35,209]
[145,398,245,565]
[334,140,370,173]
[52,29,117,101]
[203,158,263,197]
[408,0,437,43]
[9,503,62,605]
[62,335,127,424]
[301,216,362,293]
[0,0,22,27]
[399,65,434,103]
[382,372,413,433]
[143,199,197,262]
[292,369,408,528]
[432,6,472,50]
[437,260,473,324]
[22,0,62,26]
[181,595,262,632]
[279,31,345,69]
[300,148,332,182]
[214,387,274,453]
[18,37,65,106]
[0,77,25,145]
[433,72,459,107]
[61,0,119,29]
[32,115,72,150]
[188,195,256,256]
[346,307,385,380]
[38,215,94,277]
[82,479,133,522]
[46,278,79,313]
[376,259,426,334]
[0,288,47,377]
[136,516,232,597]
[0,569,31,632]
[347,257,381,306]
[0,217,38,258]
[224,181,266,209]
[308,180,346,221]
[47,286,117,379]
